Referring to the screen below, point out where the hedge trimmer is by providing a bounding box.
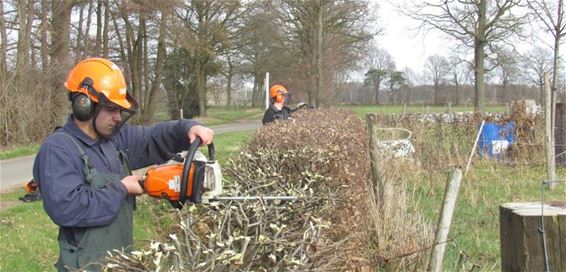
[140,138,297,209]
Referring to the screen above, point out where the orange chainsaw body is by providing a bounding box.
[144,163,196,201]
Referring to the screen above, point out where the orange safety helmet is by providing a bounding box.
[270,84,288,103]
[65,57,136,111]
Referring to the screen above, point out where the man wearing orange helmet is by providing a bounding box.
[262,84,293,125]
[32,57,213,271]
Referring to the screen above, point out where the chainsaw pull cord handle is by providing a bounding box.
[179,138,215,207]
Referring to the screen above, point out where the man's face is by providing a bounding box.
[95,105,122,137]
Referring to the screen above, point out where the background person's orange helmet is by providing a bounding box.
[270,84,288,103]
[65,57,136,111]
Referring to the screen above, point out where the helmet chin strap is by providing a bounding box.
[92,105,131,139]
[91,106,105,139]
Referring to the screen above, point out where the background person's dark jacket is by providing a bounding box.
[262,104,292,125]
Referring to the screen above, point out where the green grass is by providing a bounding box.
[339,104,506,119]
[0,144,40,160]
[0,129,254,271]
[154,105,264,126]
[193,107,264,126]
[411,163,566,270]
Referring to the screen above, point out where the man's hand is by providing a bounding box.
[120,175,145,195]
[188,125,214,145]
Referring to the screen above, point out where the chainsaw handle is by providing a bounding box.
[179,138,214,207]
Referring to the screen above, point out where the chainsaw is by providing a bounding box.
[140,138,298,209]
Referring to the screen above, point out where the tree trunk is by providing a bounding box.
[225,57,233,107]
[111,11,128,76]
[40,0,49,71]
[434,82,440,105]
[83,2,94,58]
[102,0,109,58]
[121,8,144,118]
[50,0,73,69]
[474,0,487,114]
[196,60,206,116]
[95,0,102,56]
[226,74,233,107]
[454,74,460,105]
[133,17,144,113]
[252,76,259,107]
[143,18,150,106]
[374,79,381,105]
[0,0,8,77]
[141,12,167,123]
[405,86,412,105]
[16,0,34,74]
[315,0,323,108]
[75,3,84,61]
[50,0,74,124]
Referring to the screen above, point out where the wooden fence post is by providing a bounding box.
[544,73,556,189]
[367,113,380,192]
[500,202,566,271]
[555,103,566,167]
[428,168,463,272]
[366,113,393,211]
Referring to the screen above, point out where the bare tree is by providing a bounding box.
[140,10,169,123]
[388,70,407,104]
[447,55,467,105]
[232,0,283,107]
[39,0,50,71]
[363,47,395,104]
[493,47,520,103]
[425,54,450,105]
[15,0,34,74]
[0,0,8,77]
[220,51,238,107]
[402,67,419,105]
[529,0,566,99]
[404,0,526,113]
[280,0,374,107]
[521,46,554,104]
[173,0,242,116]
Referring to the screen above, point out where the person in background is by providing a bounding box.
[262,84,292,125]
[33,57,213,271]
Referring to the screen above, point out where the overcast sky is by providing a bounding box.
[376,0,451,75]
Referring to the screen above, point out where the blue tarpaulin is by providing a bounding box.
[477,122,515,159]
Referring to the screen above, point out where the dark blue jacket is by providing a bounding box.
[33,116,200,242]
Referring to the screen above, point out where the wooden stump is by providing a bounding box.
[500,202,566,271]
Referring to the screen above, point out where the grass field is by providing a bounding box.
[0,129,254,271]
[339,104,506,118]
[411,163,566,270]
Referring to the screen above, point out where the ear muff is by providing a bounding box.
[71,77,100,121]
[275,94,284,103]
[72,93,95,121]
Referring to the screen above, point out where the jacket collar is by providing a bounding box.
[61,115,99,147]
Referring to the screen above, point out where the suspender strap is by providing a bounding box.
[52,132,93,169]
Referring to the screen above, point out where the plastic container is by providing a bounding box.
[477,122,515,159]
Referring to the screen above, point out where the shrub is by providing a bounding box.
[105,108,437,271]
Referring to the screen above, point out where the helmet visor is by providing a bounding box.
[93,91,138,137]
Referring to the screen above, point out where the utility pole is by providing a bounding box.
[265,72,270,110]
